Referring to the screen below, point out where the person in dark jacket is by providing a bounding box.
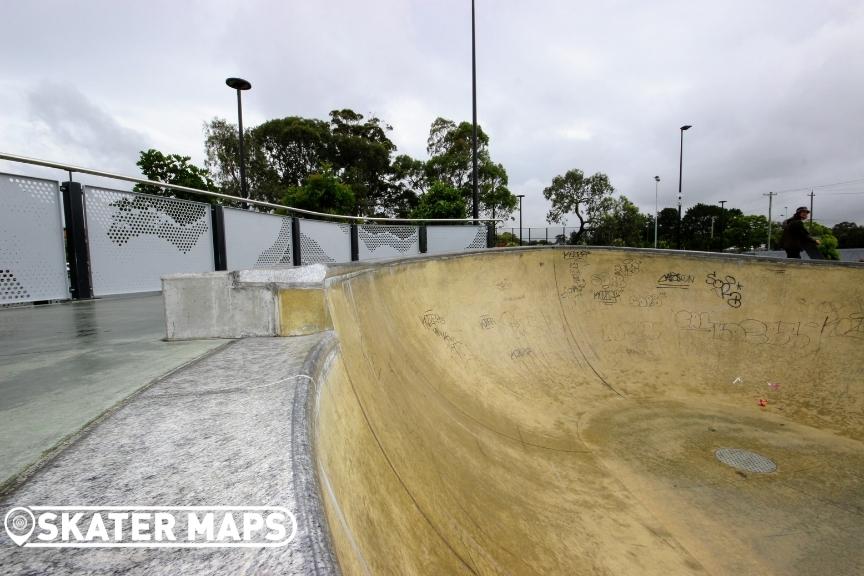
[781,206,822,259]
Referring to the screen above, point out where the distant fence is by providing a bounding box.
[498,227,583,245]
[0,170,494,304]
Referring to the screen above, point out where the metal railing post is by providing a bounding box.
[419,226,428,253]
[211,206,228,271]
[61,181,93,299]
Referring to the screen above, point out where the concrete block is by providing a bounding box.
[162,272,276,340]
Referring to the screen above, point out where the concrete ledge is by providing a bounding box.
[162,265,329,340]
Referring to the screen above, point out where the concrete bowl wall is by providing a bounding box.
[313,247,864,575]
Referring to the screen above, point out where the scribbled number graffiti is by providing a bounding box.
[706,272,742,308]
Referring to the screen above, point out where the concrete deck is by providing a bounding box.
[0,295,225,491]
[0,336,337,575]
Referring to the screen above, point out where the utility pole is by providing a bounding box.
[764,192,777,250]
[808,189,815,230]
[718,200,726,250]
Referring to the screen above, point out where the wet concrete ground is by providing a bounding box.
[0,295,225,490]
[0,336,335,576]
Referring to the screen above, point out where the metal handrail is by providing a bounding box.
[0,152,502,224]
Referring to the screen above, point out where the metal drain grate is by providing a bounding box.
[714,448,777,473]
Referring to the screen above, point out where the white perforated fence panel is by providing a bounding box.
[358,224,419,260]
[426,225,488,254]
[298,219,351,264]
[0,174,69,304]
[84,187,214,296]
[223,208,294,270]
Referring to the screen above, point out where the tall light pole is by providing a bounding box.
[517,194,525,246]
[654,175,660,248]
[677,124,692,249]
[226,77,252,200]
[470,0,479,221]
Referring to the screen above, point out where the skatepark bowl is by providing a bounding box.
[310,247,864,575]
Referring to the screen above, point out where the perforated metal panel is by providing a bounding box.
[0,174,68,304]
[426,225,487,254]
[222,208,294,270]
[84,187,213,295]
[358,224,419,260]
[298,219,351,264]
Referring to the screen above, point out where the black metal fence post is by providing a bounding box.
[61,181,93,299]
[419,226,428,253]
[211,206,228,271]
[350,224,359,261]
[291,217,302,266]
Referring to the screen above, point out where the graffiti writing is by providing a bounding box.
[480,315,496,330]
[421,310,470,360]
[706,272,743,308]
[594,289,621,305]
[630,294,664,308]
[657,272,695,289]
[562,250,590,260]
[674,310,812,348]
[510,347,533,359]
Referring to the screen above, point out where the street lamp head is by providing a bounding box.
[516,194,525,199]
[680,124,692,131]
[654,175,660,182]
[225,77,252,91]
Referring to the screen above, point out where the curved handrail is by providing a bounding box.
[0,152,503,224]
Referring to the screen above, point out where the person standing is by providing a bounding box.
[781,206,822,259]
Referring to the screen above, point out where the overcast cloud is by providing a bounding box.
[2,0,863,227]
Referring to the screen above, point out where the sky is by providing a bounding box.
[2,0,864,229]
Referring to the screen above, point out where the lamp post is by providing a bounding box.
[517,194,525,246]
[225,77,252,200]
[654,175,660,248]
[677,124,692,249]
[470,0,479,221]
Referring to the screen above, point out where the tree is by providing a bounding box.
[281,166,355,216]
[832,221,864,248]
[203,118,244,198]
[681,203,732,251]
[384,154,425,218]
[204,110,404,214]
[656,207,679,248]
[328,109,396,216]
[411,181,466,220]
[543,169,614,243]
[134,149,218,203]
[588,196,649,247]
[423,117,517,220]
[723,214,768,251]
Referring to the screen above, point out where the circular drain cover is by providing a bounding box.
[714,448,777,473]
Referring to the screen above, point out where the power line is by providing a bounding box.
[772,176,864,194]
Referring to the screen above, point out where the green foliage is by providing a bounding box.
[543,169,614,243]
[832,221,864,248]
[805,221,840,259]
[656,207,679,247]
[411,181,466,220]
[281,167,355,216]
[681,203,731,251]
[134,149,218,204]
[817,233,841,260]
[496,231,520,247]
[588,196,649,247]
[723,214,769,251]
[423,117,516,219]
